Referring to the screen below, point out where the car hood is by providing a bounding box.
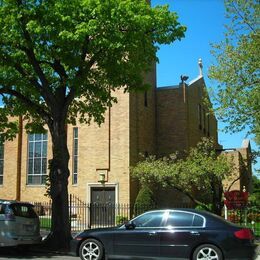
[78,226,120,236]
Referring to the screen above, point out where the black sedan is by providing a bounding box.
[71,209,256,260]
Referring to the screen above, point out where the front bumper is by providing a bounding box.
[70,238,82,256]
[0,235,42,247]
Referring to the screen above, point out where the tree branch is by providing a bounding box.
[39,59,68,87]
[172,186,204,206]
[226,175,241,192]
[18,40,49,89]
[64,37,99,115]
[0,53,43,91]
[231,2,256,33]
[15,0,55,106]
[0,86,51,123]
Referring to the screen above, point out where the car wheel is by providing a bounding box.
[16,245,31,253]
[192,244,223,260]
[79,238,104,260]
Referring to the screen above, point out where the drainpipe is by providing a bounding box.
[16,115,23,201]
[180,75,189,103]
[180,75,189,148]
[96,105,111,184]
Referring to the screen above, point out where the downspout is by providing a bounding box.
[16,115,23,201]
[96,106,111,181]
[180,75,189,148]
[185,83,190,148]
[107,105,111,171]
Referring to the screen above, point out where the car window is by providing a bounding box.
[193,214,204,227]
[166,212,194,227]
[0,204,5,214]
[133,211,166,228]
[9,204,38,218]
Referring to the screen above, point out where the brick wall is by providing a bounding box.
[0,73,251,205]
[129,66,157,204]
[0,67,156,205]
[156,76,219,156]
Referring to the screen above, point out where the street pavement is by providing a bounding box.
[0,245,258,260]
[0,247,77,259]
[256,244,260,260]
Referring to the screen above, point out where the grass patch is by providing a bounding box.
[249,222,260,237]
[40,217,51,230]
[39,216,79,230]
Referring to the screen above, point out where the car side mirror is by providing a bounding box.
[125,222,136,230]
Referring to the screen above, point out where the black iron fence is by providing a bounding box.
[225,206,260,237]
[31,194,193,232]
[33,202,157,232]
[31,195,260,237]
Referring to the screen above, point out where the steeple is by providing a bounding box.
[198,58,203,76]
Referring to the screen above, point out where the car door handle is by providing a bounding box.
[149,231,157,236]
[190,231,200,236]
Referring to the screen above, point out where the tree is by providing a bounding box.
[0,0,186,249]
[134,185,156,215]
[249,175,260,205]
[209,0,260,145]
[132,138,234,215]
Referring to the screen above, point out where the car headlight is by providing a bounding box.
[72,231,84,239]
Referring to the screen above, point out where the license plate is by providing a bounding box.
[23,224,33,231]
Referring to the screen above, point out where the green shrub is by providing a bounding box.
[247,212,260,222]
[40,217,51,230]
[116,215,128,225]
[134,186,156,216]
[195,203,213,212]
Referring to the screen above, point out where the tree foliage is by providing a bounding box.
[249,175,260,205]
[0,0,186,249]
[0,0,186,133]
[134,185,156,215]
[209,0,260,145]
[132,138,234,215]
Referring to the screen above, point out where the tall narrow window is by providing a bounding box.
[72,127,78,185]
[207,114,210,137]
[0,143,4,185]
[27,133,48,185]
[203,108,206,134]
[144,91,148,107]
[198,104,202,130]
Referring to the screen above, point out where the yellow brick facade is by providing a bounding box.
[0,66,157,204]
[0,67,252,204]
[156,76,219,156]
[222,140,252,193]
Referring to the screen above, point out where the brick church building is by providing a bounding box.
[0,60,252,209]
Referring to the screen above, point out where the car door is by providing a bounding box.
[159,211,205,259]
[113,211,166,258]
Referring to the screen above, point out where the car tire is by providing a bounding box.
[192,244,223,260]
[79,238,104,260]
[15,245,31,253]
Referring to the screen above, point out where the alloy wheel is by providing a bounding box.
[80,239,103,260]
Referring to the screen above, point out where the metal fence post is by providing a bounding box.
[69,194,72,230]
[88,203,92,229]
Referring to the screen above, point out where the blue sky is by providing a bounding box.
[152,0,259,174]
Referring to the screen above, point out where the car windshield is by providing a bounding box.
[9,203,38,218]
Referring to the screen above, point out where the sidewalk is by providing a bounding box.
[256,244,260,259]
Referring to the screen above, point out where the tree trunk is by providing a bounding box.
[45,120,71,250]
[211,178,223,216]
